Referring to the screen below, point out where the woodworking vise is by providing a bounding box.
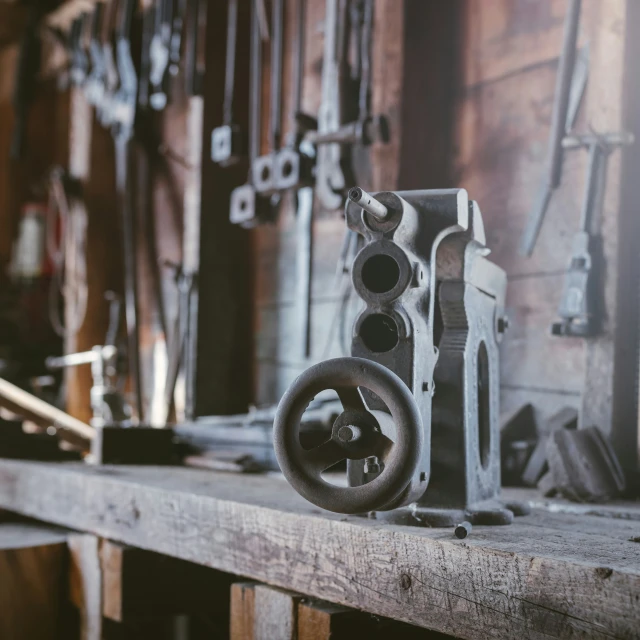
[274,188,528,526]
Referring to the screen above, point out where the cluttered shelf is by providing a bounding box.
[0,458,637,640]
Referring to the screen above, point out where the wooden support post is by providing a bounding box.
[230,582,257,640]
[69,533,105,640]
[253,584,303,640]
[0,522,68,640]
[100,539,234,623]
[231,582,448,640]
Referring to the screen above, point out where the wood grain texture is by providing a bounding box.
[100,538,235,622]
[254,584,302,640]
[0,460,638,640]
[69,533,103,640]
[230,582,257,640]
[0,522,68,640]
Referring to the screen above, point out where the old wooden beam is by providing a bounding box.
[0,461,637,640]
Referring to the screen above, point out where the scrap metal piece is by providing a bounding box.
[546,426,626,502]
[454,521,472,539]
[521,406,578,487]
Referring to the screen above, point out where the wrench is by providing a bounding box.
[315,0,351,210]
[85,3,106,107]
[252,0,285,194]
[149,0,173,110]
[273,0,316,191]
[99,0,120,127]
[230,0,274,227]
[211,0,245,166]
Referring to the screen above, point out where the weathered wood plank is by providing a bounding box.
[0,522,68,640]
[0,461,637,640]
[254,584,302,640]
[100,538,235,622]
[230,582,257,640]
[460,0,572,89]
[69,533,103,640]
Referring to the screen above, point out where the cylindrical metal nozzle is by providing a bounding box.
[454,521,472,539]
[349,187,388,221]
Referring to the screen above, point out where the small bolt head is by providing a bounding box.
[364,455,381,474]
[497,316,510,333]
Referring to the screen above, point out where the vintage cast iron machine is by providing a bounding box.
[274,187,528,526]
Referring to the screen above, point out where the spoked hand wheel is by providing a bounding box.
[273,357,423,514]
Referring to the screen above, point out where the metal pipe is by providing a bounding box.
[348,187,388,221]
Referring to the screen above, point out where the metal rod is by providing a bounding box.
[115,137,144,422]
[223,0,239,126]
[249,0,263,163]
[547,0,582,187]
[348,187,388,220]
[0,377,94,442]
[563,131,635,150]
[270,0,285,151]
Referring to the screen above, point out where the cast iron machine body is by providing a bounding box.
[274,188,523,526]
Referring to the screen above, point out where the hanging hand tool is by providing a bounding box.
[169,0,186,78]
[273,0,316,192]
[85,3,107,107]
[98,0,120,127]
[111,0,143,421]
[251,0,285,195]
[180,0,208,420]
[520,0,587,256]
[229,0,274,227]
[69,13,90,87]
[211,0,246,166]
[314,0,352,210]
[551,132,633,337]
[282,0,316,358]
[149,0,175,110]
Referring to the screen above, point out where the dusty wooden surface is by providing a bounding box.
[0,521,68,640]
[0,460,638,640]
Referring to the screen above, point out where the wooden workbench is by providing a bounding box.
[0,459,637,640]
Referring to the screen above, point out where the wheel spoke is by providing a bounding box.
[335,386,366,412]
[372,432,394,461]
[302,440,346,473]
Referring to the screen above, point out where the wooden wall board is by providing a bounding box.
[230,582,257,640]
[460,0,573,89]
[187,0,254,417]
[0,460,638,640]
[0,522,69,640]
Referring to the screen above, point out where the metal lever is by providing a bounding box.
[520,0,585,256]
[551,131,633,337]
[211,0,245,165]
